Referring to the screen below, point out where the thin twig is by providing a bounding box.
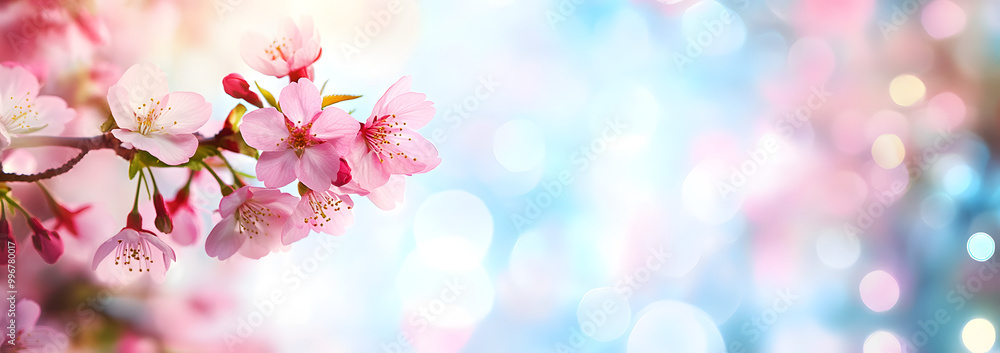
[0,133,223,183]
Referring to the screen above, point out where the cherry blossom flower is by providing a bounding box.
[240,78,358,191]
[92,214,177,280]
[107,63,212,165]
[240,16,320,81]
[204,186,297,260]
[347,76,440,192]
[0,299,69,353]
[0,65,75,151]
[282,184,354,245]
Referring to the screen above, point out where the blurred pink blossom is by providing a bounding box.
[0,65,75,151]
[240,16,321,81]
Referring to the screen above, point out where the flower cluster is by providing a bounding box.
[0,16,440,283]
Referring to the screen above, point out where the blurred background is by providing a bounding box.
[2,0,1000,351]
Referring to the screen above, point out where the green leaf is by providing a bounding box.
[235,132,259,159]
[322,94,361,108]
[135,150,170,169]
[255,82,280,111]
[100,115,118,133]
[179,146,220,170]
[319,79,329,95]
[128,156,142,179]
[227,103,247,131]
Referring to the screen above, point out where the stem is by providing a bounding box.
[200,161,235,195]
[132,172,144,213]
[181,170,195,192]
[0,149,89,183]
[138,169,151,199]
[0,133,227,183]
[2,194,29,218]
[147,167,160,193]
[35,181,57,205]
[9,135,108,149]
[217,154,246,188]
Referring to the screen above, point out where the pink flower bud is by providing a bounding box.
[153,192,173,234]
[28,218,62,264]
[1,212,15,256]
[334,158,352,187]
[223,73,263,108]
[127,211,143,231]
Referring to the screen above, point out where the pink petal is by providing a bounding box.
[286,17,321,70]
[347,135,390,191]
[205,216,244,260]
[140,231,176,270]
[113,63,169,108]
[383,92,436,129]
[158,92,212,134]
[281,220,310,246]
[170,208,200,246]
[278,78,322,126]
[92,230,129,270]
[107,85,139,131]
[219,186,250,216]
[112,130,198,165]
[290,38,322,71]
[295,143,340,191]
[240,33,289,77]
[367,176,406,210]
[21,326,68,350]
[16,299,40,330]
[0,125,10,151]
[241,107,290,151]
[237,234,280,259]
[371,76,412,120]
[248,188,298,213]
[282,191,352,242]
[256,150,299,188]
[0,65,39,102]
[30,95,75,135]
[310,107,359,152]
[381,130,440,175]
[235,187,291,259]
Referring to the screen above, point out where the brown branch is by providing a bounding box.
[8,135,110,150]
[0,133,224,183]
[0,149,90,182]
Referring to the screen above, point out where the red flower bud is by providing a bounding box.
[28,218,62,264]
[153,192,173,234]
[334,158,352,187]
[223,73,263,108]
